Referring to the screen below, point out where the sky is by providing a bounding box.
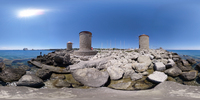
[0,0,200,50]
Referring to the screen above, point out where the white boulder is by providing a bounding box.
[148,71,167,83]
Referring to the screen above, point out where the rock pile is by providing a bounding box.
[1,48,200,90]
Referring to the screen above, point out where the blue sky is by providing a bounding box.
[0,0,200,50]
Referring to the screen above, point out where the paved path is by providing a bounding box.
[0,81,200,100]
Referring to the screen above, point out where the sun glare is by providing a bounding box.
[18,9,45,18]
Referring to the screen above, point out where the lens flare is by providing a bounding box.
[18,9,45,17]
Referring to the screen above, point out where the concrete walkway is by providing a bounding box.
[0,81,200,100]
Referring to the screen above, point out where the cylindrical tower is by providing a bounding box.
[79,31,92,51]
[74,31,97,56]
[139,34,149,49]
[67,41,73,50]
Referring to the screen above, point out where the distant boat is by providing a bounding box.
[23,48,28,50]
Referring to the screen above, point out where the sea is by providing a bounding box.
[167,50,200,60]
[0,50,54,67]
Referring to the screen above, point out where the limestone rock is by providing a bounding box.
[137,55,151,67]
[54,79,71,88]
[36,69,52,80]
[186,59,196,65]
[161,59,168,65]
[148,71,167,83]
[181,59,190,67]
[133,63,148,73]
[0,68,26,82]
[181,70,198,81]
[109,82,132,90]
[164,67,182,77]
[0,62,5,71]
[154,62,166,71]
[16,74,44,88]
[195,63,200,70]
[107,66,124,80]
[72,68,109,87]
[133,81,154,90]
[130,73,143,81]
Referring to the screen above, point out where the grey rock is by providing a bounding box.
[36,69,52,80]
[196,63,200,70]
[186,59,196,65]
[181,59,190,66]
[178,65,192,72]
[173,58,180,62]
[133,63,148,73]
[141,71,149,76]
[161,59,168,65]
[181,70,198,81]
[109,82,132,90]
[123,70,135,78]
[164,67,182,77]
[133,81,153,90]
[29,61,70,73]
[130,73,143,81]
[154,62,166,71]
[0,68,26,82]
[107,66,124,80]
[148,71,167,83]
[16,74,44,88]
[69,57,110,70]
[54,79,71,88]
[0,62,5,71]
[137,55,151,67]
[72,68,109,87]
[54,54,70,65]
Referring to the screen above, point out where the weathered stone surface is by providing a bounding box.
[133,81,154,90]
[54,79,71,88]
[164,67,182,77]
[29,61,70,73]
[154,62,166,71]
[54,54,70,66]
[16,74,44,88]
[107,66,124,80]
[179,66,192,72]
[0,68,26,82]
[181,59,190,66]
[109,82,132,90]
[161,59,168,65]
[72,68,109,87]
[0,62,5,71]
[148,71,167,83]
[36,69,52,80]
[133,63,148,73]
[186,59,196,65]
[130,73,143,81]
[137,55,151,67]
[195,63,200,70]
[69,57,110,70]
[181,70,198,81]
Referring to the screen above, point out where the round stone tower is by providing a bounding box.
[67,41,73,50]
[139,34,149,49]
[74,31,98,56]
[79,31,92,51]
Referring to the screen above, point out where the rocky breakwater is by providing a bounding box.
[0,49,200,90]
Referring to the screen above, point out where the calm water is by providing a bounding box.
[167,50,200,59]
[0,50,53,60]
[0,50,54,67]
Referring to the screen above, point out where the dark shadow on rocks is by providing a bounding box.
[103,77,111,87]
